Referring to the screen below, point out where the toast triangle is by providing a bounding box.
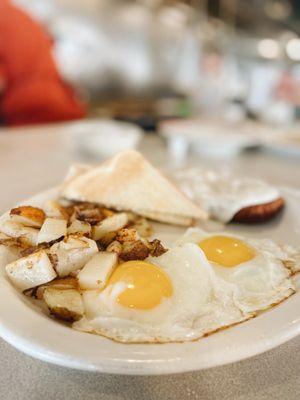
[61,150,207,226]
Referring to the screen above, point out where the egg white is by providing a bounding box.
[176,228,295,314]
[73,243,250,343]
[173,169,280,223]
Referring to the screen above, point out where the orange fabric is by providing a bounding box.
[0,0,86,125]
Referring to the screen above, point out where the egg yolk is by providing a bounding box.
[107,260,173,310]
[199,235,255,267]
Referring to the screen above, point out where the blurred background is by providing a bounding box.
[2,0,300,165]
[1,2,300,393]
[9,0,300,123]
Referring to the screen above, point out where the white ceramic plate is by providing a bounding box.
[263,140,300,158]
[0,187,300,375]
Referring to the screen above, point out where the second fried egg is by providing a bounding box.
[176,228,295,314]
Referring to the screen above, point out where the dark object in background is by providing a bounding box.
[90,94,190,132]
[115,115,156,132]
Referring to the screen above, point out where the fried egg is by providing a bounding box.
[73,244,250,343]
[173,168,280,223]
[176,228,295,314]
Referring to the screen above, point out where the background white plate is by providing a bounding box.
[0,187,299,375]
[159,118,261,158]
[261,128,300,159]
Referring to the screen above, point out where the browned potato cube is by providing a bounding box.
[10,206,45,228]
[43,288,84,322]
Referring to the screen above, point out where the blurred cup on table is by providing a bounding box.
[70,119,143,161]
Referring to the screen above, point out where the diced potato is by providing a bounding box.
[71,204,104,225]
[35,277,78,300]
[43,200,69,220]
[0,245,19,266]
[37,218,67,244]
[43,288,84,322]
[10,206,45,228]
[101,208,115,218]
[115,228,139,243]
[92,213,128,241]
[0,235,27,250]
[106,240,122,255]
[0,237,24,258]
[97,231,116,246]
[132,217,153,238]
[147,239,167,257]
[119,240,149,261]
[0,232,10,240]
[6,250,57,291]
[20,243,50,258]
[67,219,91,236]
[125,212,136,223]
[0,220,39,246]
[49,235,98,277]
[78,252,118,290]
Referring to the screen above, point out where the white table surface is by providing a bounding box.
[1,123,300,400]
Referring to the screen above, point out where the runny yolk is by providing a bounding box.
[107,260,173,310]
[198,235,255,267]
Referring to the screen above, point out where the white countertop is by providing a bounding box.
[1,124,300,399]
